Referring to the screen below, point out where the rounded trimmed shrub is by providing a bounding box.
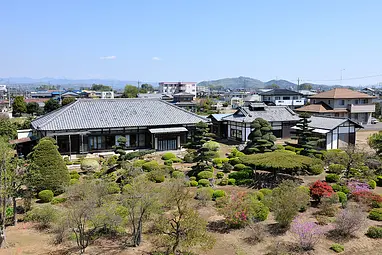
[172,171,185,179]
[189,176,197,181]
[161,152,176,160]
[366,226,382,238]
[233,163,247,171]
[229,157,241,166]
[164,160,173,166]
[331,183,341,192]
[222,162,234,173]
[196,187,214,200]
[133,159,147,167]
[337,191,347,205]
[213,190,226,199]
[328,164,345,174]
[148,170,165,183]
[172,158,183,163]
[38,190,54,203]
[369,208,382,221]
[212,158,222,165]
[51,197,66,204]
[259,188,272,196]
[197,171,213,180]
[228,178,236,185]
[80,158,100,172]
[69,171,80,180]
[310,164,324,175]
[189,180,198,187]
[70,179,79,185]
[252,201,269,221]
[326,174,340,183]
[330,243,344,253]
[251,191,264,201]
[198,179,210,187]
[218,178,228,186]
[142,161,160,172]
[368,180,377,189]
[216,172,224,179]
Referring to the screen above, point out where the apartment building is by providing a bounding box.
[260,89,305,108]
[159,82,197,97]
[296,88,375,124]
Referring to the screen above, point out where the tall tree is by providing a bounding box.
[123,85,139,98]
[298,83,313,90]
[0,118,17,140]
[62,97,76,106]
[12,96,26,116]
[91,84,112,91]
[26,102,41,116]
[244,118,276,153]
[139,83,154,93]
[369,131,382,156]
[44,99,60,113]
[291,112,320,154]
[189,121,213,149]
[27,138,70,194]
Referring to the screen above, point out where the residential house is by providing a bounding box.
[159,82,197,97]
[212,103,300,142]
[296,88,376,124]
[260,89,304,108]
[31,98,208,155]
[172,92,196,112]
[243,94,262,106]
[207,114,231,139]
[292,116,362,150]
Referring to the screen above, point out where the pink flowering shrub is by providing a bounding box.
[347,181,370,194]
[291,217,328,250]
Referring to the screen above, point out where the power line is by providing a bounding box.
[299,73,382,83]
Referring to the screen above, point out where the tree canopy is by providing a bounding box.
[12,96,27,116]
[91,84,112,91]
[244,118,276,153]
[0,118,17,140]
[44,99,60,113]
[139,83,154,93]
[123,85,139,98]
[290,112,320,154]
[62,97,76,106]
[26,102,41,115]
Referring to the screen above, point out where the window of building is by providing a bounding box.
[328,100,331,104]
[340,100,345,105]
[362,99,368,104]
[275,96,280,100]
[355,99,359,105]
[283,96,290,100]
[293,96,298,100]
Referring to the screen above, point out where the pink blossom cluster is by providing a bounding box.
[347,181,370,194]
[291,217,328,250]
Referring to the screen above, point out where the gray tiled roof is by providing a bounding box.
[32,99,208,131]
[308,116,363,130]
[223,106,299,123]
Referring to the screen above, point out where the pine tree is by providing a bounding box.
[291,112,319,154]
[245,118,276,153]
[27,138,70,194]
[189,121,212,149]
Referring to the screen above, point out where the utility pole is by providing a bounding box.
[340,69,345,85]
[137,80,140,90]
[297,78,300,91]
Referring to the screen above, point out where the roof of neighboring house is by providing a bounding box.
[223,106,299,123]
[61,91,80,97]
[31,98,208,131]
[306,116,363,130]
[137,93,163,99]
[298,90,317,96]
[295,102,348,113]
[173,92,195,96]
[244,94,261,102]
[309,88,375,99]
[208,113,233,121]
[24,98,49,103]
[260,89,303,96]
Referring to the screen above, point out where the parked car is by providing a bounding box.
[371,117,379,124]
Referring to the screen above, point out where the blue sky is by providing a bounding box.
[0,0,381,85]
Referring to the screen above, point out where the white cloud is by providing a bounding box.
[100,56,116,60]
[152,57,161,61]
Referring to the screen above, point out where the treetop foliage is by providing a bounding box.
[245,118,276,154]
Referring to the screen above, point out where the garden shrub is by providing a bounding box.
[323,149,349,166]
[70,179,79,185]
[334,205,365,236]
[197,170,213,180]
[105,155,118,166]
[122,150,155,160]
[318,196,339,217]
[228,170,253,181]
[291,217,327,251]
[172,158,183,163]
[259,188,273,197]
[222,162,234,173]
[228,178,236,185]
[330,243,344,253]
[196,187,214,201]
[198,179,210,187]
[331,183,341,192]
[250,191,264,201]
[284,145,296,152]
[133,159,147,167]
[171,171,185,179]
[212,158,222,165]
[310,180,334,202]
[352,190,382,207]
[189,180,198,187]
[233,163,248,171]
[368,180,376,189]
[213,190,226,199]
[38,190,54,203]
[189,176,197,181]
[148,170,166,183]
[215,163,223,169]
[337,192,347,205]
[366,226,382,238]
[221,158,229,163]
[276,144,285,150]
[81,158,100,172]
[325,174,340,183]
[183,152,194,163]
[368,208,382,221]
[377,176,382,187]
[142,160,160,172]
[25,204,59,229]
[229,157,242,166]
[107,182,121,194]
[328,164,345,174]
[218,178,228,186]
[164,160,173,166]
[161,152,176,160]
[51,197,66,205]
[216,172,224,179]
[69,171,80,180]
[122,184,132,192]
[310,164,324,175]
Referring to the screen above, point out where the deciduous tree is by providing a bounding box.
[61,97,76,106]
[44,99,60,113]
[26,102,41,115]
[12,96,26,116]
[123,85,139,98]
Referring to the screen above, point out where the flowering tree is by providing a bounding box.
[291,217,327,250]
[310,180,334,202]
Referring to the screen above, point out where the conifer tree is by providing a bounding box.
[245,118,276,153]
[291,112,319,155]
[189,121,212,149]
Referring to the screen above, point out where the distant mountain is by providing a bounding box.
[264,80,297,89]
[197,76,264,90]
[0,77,158,89]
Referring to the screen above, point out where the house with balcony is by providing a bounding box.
[260,89,304,109]
[296,88,376,124]
[159,82,197,98]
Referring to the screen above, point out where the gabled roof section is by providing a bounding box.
[207,113,232,122]
[310,88,375,99]
[32,99,208,131]
[223,106,299,123]
[260,89,302,96]
[295,102,334,113]
[307,116,363,130]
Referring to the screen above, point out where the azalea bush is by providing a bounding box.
[291,217,327,250]
[310,180,334,202]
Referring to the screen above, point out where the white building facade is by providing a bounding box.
[159,82,197,97]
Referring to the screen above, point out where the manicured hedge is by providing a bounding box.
[123,150,155,160]
[233,164,248,171]
[197,171,214,180]
[172,171,185,179]
[189,180,198,187]
[366,226,382,238]
[369,180,377,189]
[228,170,253,181]
[216,172,224,179]
[198,179,210,187]
[326,174,340,183]
[369,208,382,221]
[328,164,345,174]
[162,152,176,160]
[213,190,226,199]
[240,151,323,175]
[142,161,160,172]
[38,190,54,203]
